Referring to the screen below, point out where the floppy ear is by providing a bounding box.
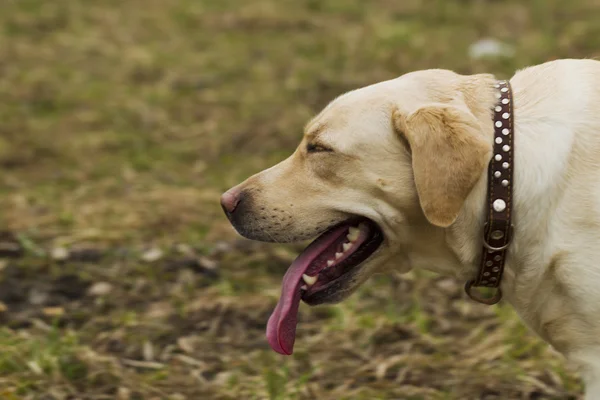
[392,106,491,227]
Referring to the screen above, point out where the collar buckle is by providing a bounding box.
[482,224,514,252]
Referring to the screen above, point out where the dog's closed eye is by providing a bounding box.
[306,142,334,154]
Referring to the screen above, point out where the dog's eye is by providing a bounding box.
[306,143,333,153]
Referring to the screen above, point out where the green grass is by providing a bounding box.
[1,0,598,398]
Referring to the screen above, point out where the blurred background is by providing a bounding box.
[0,0,597,398]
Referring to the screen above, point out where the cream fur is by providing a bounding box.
[224,59,600,398]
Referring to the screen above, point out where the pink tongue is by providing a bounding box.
[266,224,349,355]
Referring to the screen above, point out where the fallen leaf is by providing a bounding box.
[88,282,113,297]
[141,248,163,262]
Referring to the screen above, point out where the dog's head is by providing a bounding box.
[221,69,496,354]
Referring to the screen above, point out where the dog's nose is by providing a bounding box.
[220,188,241,215]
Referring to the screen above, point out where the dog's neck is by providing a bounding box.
[410,74,522,292]
[387,72,564,309]
[443,74,555,306]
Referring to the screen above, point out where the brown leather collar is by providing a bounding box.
[465,80,514,305]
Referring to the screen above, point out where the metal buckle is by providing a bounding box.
[482,224,514,252]
[464,280,503,305]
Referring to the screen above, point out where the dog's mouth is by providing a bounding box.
[266,217,384,355]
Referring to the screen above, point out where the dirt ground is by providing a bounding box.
[1,0,599,399]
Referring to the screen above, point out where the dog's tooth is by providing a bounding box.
[342,242,352,252]
[335,252,344,259]
[347,227,360,242]
[327,260,334,267]
[302,274,317,286]
[300,284,307,291]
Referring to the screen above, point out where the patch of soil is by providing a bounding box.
[0,231,24,258]
[0,263,91,327]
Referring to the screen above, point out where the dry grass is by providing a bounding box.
[1,0,600,398]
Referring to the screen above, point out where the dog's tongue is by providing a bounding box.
[266,224,348,355]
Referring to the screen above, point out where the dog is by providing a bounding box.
[221,59,600,398]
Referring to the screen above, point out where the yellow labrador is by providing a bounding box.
[221,59,600,398]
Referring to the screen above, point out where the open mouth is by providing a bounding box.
[266,218,384,355]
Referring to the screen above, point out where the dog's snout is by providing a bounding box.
[220,187,242,216]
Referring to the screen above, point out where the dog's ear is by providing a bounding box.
[392,106,491,227]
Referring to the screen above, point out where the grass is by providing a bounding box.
[1,0,599,398]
